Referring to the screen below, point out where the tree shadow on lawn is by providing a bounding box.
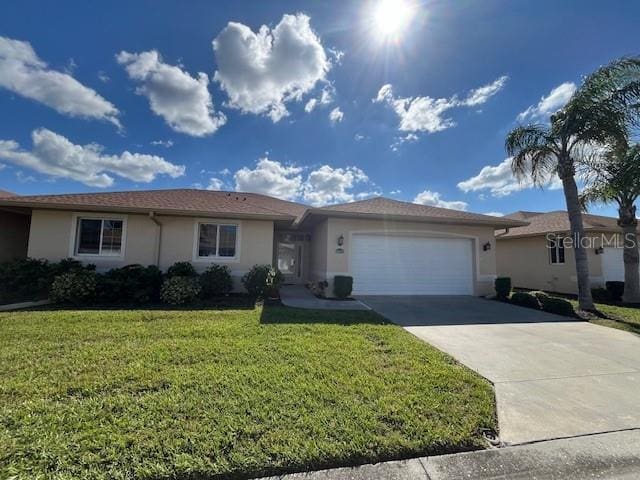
[259,302,390,325]
[21,294,257,312]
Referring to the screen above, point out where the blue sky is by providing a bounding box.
[0,0,638,216]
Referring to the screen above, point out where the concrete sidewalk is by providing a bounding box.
[258,429,640,479]
[280,285,369,310]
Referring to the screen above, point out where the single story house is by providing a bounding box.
[496,210,632,294]
[0,189,525,296]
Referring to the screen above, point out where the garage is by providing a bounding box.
[350,234,474,295]
[602,247,640,282]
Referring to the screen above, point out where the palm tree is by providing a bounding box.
[581,142,640,303]
[505,57,640,311]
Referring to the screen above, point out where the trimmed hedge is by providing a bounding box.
[97,264,163,304]
[0,257,94,304]
[241,265,283,298]
[538,295,575,316]
[167,261,197,278]
[509,292,540,309]
[591,287,610,303]
[50,270,98,305]
[333,276,353,299]
[160,276,202,305]
[605,281,624,302]
[200,264,233,298]
[494,277,511,300]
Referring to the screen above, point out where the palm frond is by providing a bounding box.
[505,125,559,186]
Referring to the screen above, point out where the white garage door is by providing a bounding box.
[351,234,474,295]
[602,247,640,282]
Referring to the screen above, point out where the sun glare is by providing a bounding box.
[372,0,416,37]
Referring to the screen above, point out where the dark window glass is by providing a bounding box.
[76,219,102,254]
[218,225,237,257]
[199,224,218,257]
[558,240,565,263]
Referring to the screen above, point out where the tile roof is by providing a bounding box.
[497,210,620,238]
[0,189,308,220]
[306,197,527,227]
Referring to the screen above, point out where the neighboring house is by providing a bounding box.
[0,189,524,296]
[0,189,30,262]
[496,210,631,294]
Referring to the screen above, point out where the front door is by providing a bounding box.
[276,233,307,284]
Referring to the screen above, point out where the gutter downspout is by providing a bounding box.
[149,212,163,267]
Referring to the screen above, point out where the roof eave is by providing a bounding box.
[496,226,621,240]
[0,200,296,222]
[300,209,529,228]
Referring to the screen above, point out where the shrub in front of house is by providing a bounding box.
[200,264,233,298]
[509,292,540,309]
[241,265,283,298]
[538,295,575,316]
[166,261,197,278]
[605,281,625,302]
[50,270,98,305]
[530,291,549,302]
[0,257,95,304]
[160,276,202,305]
[97,264,163,304]
[333,275,354,299]
[591,287,610,303]
[494,277,511,300]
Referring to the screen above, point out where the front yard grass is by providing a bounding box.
[573,301,640,335]
[0,305,495,480]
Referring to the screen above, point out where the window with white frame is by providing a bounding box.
[197,222,238,258]
[75,217,124,256]
[548,235,565,264]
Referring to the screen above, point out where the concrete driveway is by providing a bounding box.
[358,296,640,445]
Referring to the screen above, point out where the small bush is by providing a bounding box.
[160,276,201,305]
[241,265,283,298]
[494,277,511,300]
[605,281,625,302]
[0,257,51,303]
[200,264,233,298]
[333,276,354,299]
[97,264,163,304]
[167,261,197,278]
[531,291,549,302]
[50,270,97,305]
[538,295,575,316]
[591,287,610,303]
[510,292,540,309]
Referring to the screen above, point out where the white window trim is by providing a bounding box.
[69,213,128,260]
[192,219,241,263]
[548,235,566,265]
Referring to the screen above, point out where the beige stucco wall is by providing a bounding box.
[314,217,498,296]
[308,219,328,282]
[0,210,30,261]
[27,209,274,290]
[496,233,608,294]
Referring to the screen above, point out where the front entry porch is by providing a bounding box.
[275,231,311,285]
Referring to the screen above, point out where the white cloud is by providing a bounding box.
[389,189,401,195]
[117,50,225,136]
[329,107,344,123]
[150,139,174,148]
[213,13,330,122]
[484,211,504,217]
[207,177,226,190]
[234,158,303,200]
[0,36,120,127]
[354,133,365,141]
[0,128,184,187]
[374,76,507,134]
[457,157,562,197]
[302,165,368,206]
[304,98,318,113]
[97,71,110,83]
[413,190,468,211]
[517,82,576,123]
[462,75,509,106]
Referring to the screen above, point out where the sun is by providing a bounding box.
[372,0,416,37]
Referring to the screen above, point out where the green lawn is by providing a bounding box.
[574,301,640,335]
[0,305,495,480]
